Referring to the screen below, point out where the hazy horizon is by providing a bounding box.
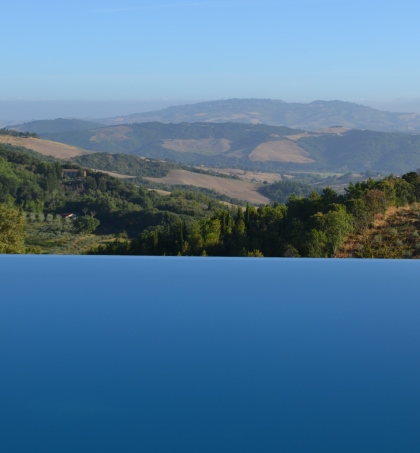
[2,0,419,117]
[1,97,420,126]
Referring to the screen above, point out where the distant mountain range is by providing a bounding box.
[10,98,420,175]
[12,99,420,134]
[97,99,420,133]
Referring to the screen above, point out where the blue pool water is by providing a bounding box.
[1,256,420,452]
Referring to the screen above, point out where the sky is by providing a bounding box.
[2,0,420,118]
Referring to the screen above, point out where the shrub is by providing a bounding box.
[394,239,403,248]
[74,216,100,234]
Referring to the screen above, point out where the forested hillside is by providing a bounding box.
[93,172,420,258]
[72,152,174,178]
[13,118,105,134]
[3,141,420,258]
[0,144,231,253]
[258,180,319,203]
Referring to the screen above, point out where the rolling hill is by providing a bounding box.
[12,118,105,134]
[0,132,269,205]
[98,98,420,133]
[39,122,420,174]
[0,135,92,159]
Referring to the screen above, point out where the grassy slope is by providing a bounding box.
[0,135,92,159]
[338,204,420,258]
[146,169,270,204]
[0,137,266,204]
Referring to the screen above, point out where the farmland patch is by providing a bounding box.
[0,136,91,159]
[249,140,315,163]
[146,169,269,204]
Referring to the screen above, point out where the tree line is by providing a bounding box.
[0,128,39,138]
[92,171,420,257]
[0,144,233,253]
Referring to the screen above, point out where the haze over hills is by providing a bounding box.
[12,118,105,134]
[13,98,420,134]
[9,98,420,176]
[35,121,420,174]
[97,99,420,133]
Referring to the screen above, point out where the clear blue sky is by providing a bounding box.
[2,0,420,103]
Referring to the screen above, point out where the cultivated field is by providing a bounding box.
[249,140,315,163]
[0,136,91,159]
[146,169,270,204]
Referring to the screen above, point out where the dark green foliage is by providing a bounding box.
[0,146,62,211]
[4,140,420,258]
[0,203,26,253]
[0,143,59,163]
[72,152,173,178]
[0,128,39,138]
[259,179,319,203]
[307,204,353,257]
[93,170,420,257]
[0,144,229,244]
[74,216,100,234]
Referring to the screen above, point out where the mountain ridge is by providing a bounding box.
[13,98,420,134]
[97,98,420,132]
